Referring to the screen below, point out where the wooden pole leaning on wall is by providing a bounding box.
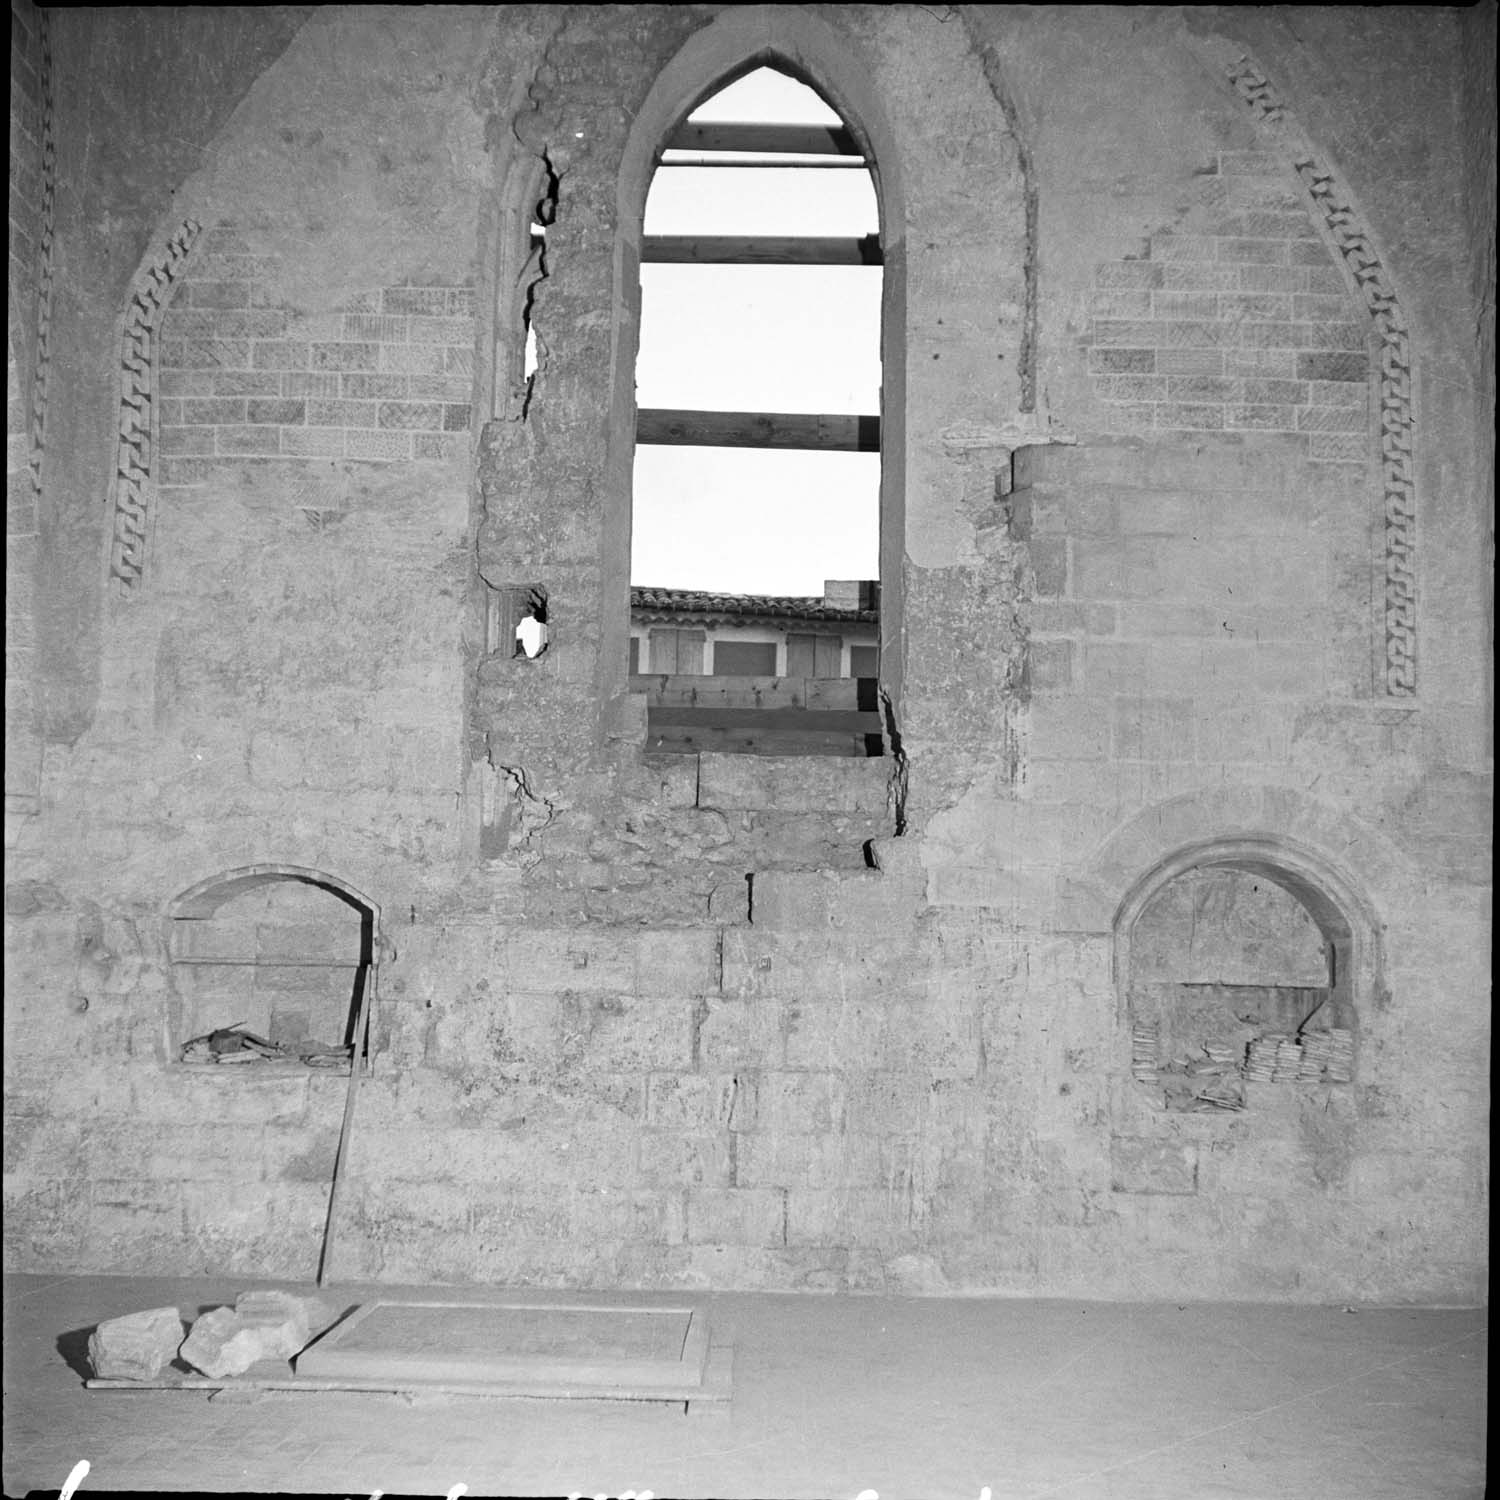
[316,940,378,1287]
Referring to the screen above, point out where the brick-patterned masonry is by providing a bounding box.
[1088,152,1367,463]
[156,226,475,474]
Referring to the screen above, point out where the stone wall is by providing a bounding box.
[4,4,1491,1304]
[6,0,49,814]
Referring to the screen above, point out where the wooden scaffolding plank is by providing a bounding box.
[646,724,880,758]
[630,674,878,712]
[636,408,880,451]
[664,122,860,156]
[86,1343,735,1408]
[642,234,881,266]
[648,706,882,736]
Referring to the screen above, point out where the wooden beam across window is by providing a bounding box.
[642,234,881,266]
[636,409,880,452]
[656,157,870,170]
[664,122,861,156]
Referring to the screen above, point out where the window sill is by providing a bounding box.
[173,1059,369,1079]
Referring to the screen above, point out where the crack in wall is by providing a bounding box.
[518,154,559,423]
[881,688,910,836]
[509,33,568,425]
[484,745,559,862]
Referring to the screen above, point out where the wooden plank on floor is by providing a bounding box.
[86,1357,735,1405]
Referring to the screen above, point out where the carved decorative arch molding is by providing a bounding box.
[107,219,203,593]
[1222,52,1417,700]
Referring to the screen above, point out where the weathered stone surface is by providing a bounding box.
[235,1288,333,1343]
[2,3,1490,1308]
[87,1307,185,1381]
[1111,1137,1200,1196]
[180,1295,318,1378]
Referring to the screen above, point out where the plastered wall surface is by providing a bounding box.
[4,3,1492,1303]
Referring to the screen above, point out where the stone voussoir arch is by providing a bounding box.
[166,862,384,925]
[1075,786,1400,1033]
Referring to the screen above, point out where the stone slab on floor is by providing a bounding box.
[294,1299,712,1391]
[3,1273,1487,1500]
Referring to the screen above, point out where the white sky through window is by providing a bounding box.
[685,69,843,125]
[632,68,881,598]
[636,267,879,413]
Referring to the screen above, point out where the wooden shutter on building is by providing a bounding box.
[787,633,843,679]
[649,628,706,675]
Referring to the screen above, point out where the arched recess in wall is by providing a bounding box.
[604,6,908,718]
[165,864,382,1075]
[1114,836,1381,1112]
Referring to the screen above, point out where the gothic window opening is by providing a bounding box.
[630,65,885,756]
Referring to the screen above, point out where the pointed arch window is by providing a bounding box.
[629,66,886,756]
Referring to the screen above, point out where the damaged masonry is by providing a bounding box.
[3,1,1492,1492]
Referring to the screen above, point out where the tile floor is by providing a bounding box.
[2,1273,1487,1499]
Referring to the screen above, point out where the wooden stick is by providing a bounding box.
[316,954,376,1286]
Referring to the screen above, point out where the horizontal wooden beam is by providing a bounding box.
[646,724,881,758]
[631,675,879,711]
[642,235,881,266]
[664,122,861,156]
[649,706,883,734]
[636,409,880,452]
[655,157,869,171]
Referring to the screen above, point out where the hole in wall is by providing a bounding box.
[487,583,550,660]
[514,585,549,659]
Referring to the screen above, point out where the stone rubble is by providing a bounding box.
[88,1306,185,1380]
[179,1291,328,1378]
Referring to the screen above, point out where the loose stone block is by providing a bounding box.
[236,1288,333,1341]
[180,1293,321,1378]
[88,1306,185,1380]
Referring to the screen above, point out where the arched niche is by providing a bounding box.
[1114,837,1379,1111]
[602,6,908,717]
[166,864,381,1073]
